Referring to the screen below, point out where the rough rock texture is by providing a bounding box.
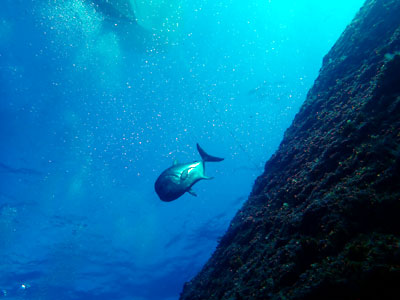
[180,0,400,299]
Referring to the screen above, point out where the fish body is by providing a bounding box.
[155,144,223,202]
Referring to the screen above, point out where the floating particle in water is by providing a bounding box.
[20,283,30,290]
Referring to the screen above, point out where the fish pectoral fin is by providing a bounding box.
[181,169,189,182]
[188,189,197,197]
[202,176,214,180]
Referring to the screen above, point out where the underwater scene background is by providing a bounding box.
[0,1,364,299]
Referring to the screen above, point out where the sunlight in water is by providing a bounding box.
[131,0,182,33]
[40,0,102,45]
[130,0,184,45]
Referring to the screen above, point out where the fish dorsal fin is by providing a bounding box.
[173,160,179,166]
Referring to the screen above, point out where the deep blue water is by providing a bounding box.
[1,1,364,299]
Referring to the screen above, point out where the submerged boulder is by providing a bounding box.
[180,0,400,299]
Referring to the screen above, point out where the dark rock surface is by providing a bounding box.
[180,0,400,299]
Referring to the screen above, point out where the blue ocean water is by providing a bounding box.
[0,1,364,299]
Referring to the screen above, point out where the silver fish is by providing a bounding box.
[155,144,224,202]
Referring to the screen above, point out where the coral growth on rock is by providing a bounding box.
[180,0,400,299]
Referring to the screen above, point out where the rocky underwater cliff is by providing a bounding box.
[180,0,400,299]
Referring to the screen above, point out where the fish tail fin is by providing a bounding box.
[197,143,224,162]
